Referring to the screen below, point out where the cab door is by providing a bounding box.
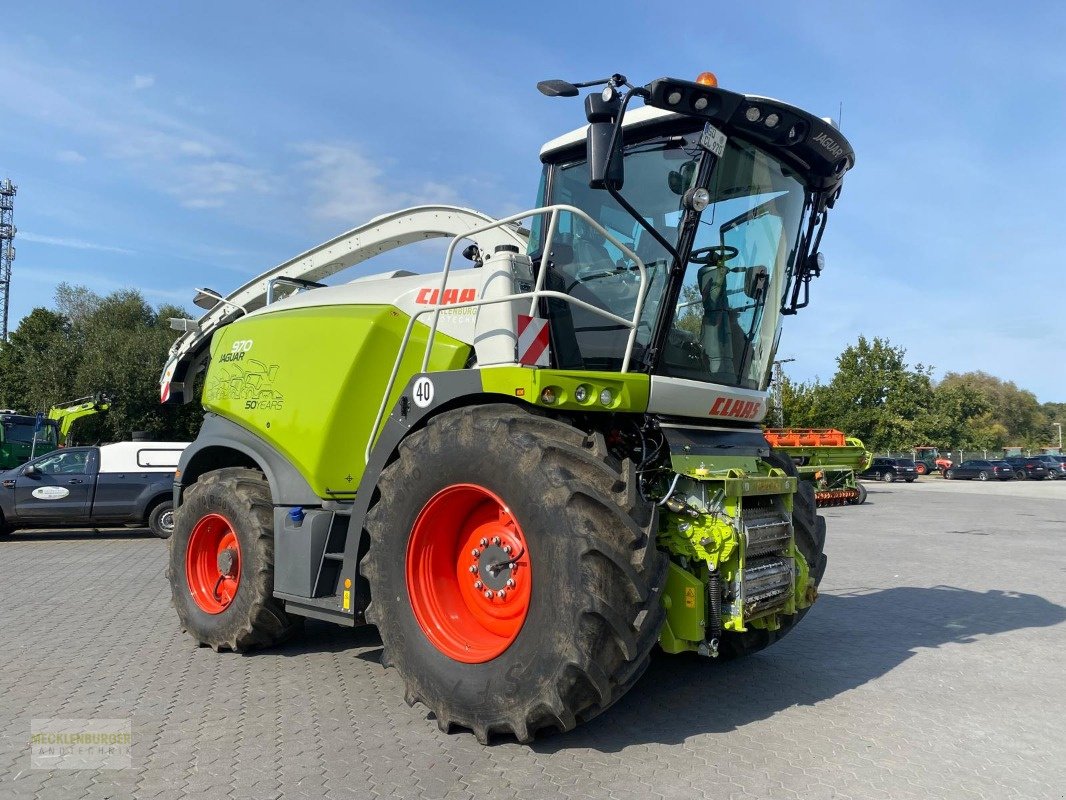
[14,448,95,523]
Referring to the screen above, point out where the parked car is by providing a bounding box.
[1002,456,1050,480]
[945,459,1016,481]
[1032,455,1066,480]
[0,441,188,539]
[860,457,918,483]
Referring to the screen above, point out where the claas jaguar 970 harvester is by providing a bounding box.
[160,70,854,743]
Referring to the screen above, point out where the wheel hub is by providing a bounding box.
[217,548,238,577]
[475,544,514,591]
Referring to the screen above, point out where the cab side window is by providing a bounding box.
[29,451,89,475]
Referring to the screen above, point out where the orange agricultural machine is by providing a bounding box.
[764,428,873,506]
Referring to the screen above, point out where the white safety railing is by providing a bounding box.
[366,204,650,463]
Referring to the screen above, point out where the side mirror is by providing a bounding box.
[808,252,825,277]
[585,89,623,190]
[23,464,39,477]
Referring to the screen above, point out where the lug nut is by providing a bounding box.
[506,578,515,588]
[468,565,478,574]
[502,544,512,554]
[484,590,494,599]
[479,538,488,547]
[471,548,480,558]
[498,590,507,600]
[492,536,501,546]
[474,580,483,590]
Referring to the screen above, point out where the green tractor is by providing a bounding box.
[0,393,111,470]
[161,71,854,742]
[0,412,59,470]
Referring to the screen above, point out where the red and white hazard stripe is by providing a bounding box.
[516,315,550,367]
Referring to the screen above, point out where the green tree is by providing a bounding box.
[0,285,200,444]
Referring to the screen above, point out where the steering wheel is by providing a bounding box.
[689,245,739,265]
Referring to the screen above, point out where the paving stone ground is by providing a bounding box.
[1,480,1064,799]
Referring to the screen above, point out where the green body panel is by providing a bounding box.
[479,366,649,412]
[659,562,707,654]
[202,305,470,497]
[773,442,872,472]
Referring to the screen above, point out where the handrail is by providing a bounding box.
[365,204,649,463]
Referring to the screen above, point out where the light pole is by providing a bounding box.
[1055,422,1062,451]
[771,358,796,427]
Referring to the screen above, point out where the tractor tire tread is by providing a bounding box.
[170,468,301,652]
[363,403,666,743]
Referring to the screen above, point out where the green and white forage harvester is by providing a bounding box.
[161,70,854,743]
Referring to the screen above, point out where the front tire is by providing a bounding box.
[363,404,667,744]
[169,468,300,651]
[148,500,176,539]
[944,469,955,480]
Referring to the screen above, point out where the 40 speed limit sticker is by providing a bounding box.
[411,377,435,408]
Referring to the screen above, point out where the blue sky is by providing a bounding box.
[2,2,1064,401]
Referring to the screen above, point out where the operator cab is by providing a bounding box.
[533,75,854,394]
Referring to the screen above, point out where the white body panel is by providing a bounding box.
[246,251,535,366]
[97,442,190,474]
[648,376,768,423]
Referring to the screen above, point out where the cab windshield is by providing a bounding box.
[1,418,58,446]
[535,125,807,391]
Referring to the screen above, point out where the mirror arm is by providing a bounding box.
[602,88,680,264]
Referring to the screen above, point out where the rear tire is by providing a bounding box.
[915,463,928,475]
[851,482,868,505]
[977,471,989,482]
[169,468,300,652]
[148,500,176,539]
[718,450,827,660]
[882,471,896,483]
[1015,470,1027,480]
[363,404,667,744]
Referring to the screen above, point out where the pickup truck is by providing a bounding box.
[0,441,189,539]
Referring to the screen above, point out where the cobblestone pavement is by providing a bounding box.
[2,483,1064,800]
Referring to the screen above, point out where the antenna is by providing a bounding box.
[838,100,844,131]
[0,178,16,341]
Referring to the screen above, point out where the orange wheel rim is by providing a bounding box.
[186,513,242,614]
[405,484,531,663]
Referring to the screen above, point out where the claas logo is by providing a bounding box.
[709,397,762,420]
[415,288,476,305]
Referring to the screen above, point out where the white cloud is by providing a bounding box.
[56,149,86,164]
[18,232,136,255]
[0,54,269,213]
[170,161,276,209]
[177,140,214,157]
[295,142,460,223]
